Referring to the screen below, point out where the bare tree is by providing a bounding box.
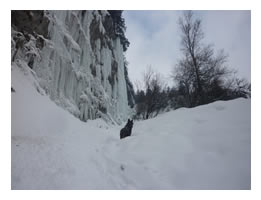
[224,73,251,99]
[135,66,167,119]
[172,56,195,107]
[172,11,231,105]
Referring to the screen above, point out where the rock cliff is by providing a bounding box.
[11,10,134,124]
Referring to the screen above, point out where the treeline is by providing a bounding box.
[134,11,250,120]
[134,67,250,120]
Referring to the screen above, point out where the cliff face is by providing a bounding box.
[11,10,134,124]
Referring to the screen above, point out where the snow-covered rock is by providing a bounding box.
[11,10,132,124]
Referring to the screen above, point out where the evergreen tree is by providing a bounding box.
[108,10,130,51]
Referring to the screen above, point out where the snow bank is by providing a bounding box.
[12,66,250,189]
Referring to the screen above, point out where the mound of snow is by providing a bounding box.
[12,67,250,189]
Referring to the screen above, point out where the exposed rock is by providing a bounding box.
[11,10,50,39]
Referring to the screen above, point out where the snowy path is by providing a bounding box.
[11,66,251,189]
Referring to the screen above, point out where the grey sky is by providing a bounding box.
[123,10,251,88]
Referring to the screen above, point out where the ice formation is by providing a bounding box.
[11,10,132,124]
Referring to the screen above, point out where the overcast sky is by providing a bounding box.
[123,10,251,89]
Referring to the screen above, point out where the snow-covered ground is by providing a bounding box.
[11,66,251,189]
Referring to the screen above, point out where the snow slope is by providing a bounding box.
[11,66,251,189]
